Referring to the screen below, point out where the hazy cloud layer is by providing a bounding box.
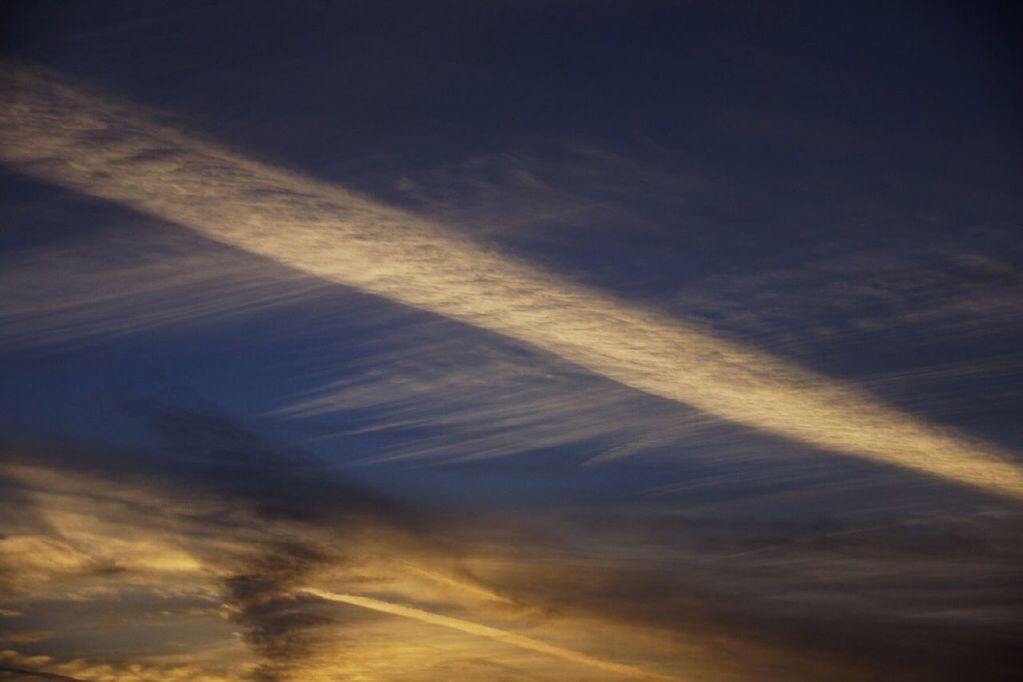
[4,427,1019,680]
[3,3,1022,680]
[2,65,1022,501]
[0,392,704,680]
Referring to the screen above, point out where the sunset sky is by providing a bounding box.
[1,2,1022,680]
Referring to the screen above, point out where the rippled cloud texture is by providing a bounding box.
[3,65,1022,499]
[2,3,1022,680]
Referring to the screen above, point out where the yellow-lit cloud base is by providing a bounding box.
[9,452,1015,681]
[2,65,1022,499]
[301,588,679,681]
[0,457,709,680]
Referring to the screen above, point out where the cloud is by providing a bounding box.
[0,658,87,681]
[5,371,706,680]
[301,588,679,681]
[1,431,694,680]
[2,426,1020,680]
[450,506,1023,681]
[0,648,240,681]
[0,405,501,681]
[1,64,1022,499]
[0,535,114,595]
[224,545,335,682]
[0,221,324,349]
[666,249,1023,359]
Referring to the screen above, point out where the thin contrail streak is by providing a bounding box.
[2,65,1022,499]
[300,587,679,680]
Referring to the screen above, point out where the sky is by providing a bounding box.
[1,1,1022,680]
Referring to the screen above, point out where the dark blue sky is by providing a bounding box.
[1,2,1022,680]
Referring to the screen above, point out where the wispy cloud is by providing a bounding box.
[302,588,678,680]
[3,423,1020,680]
[0,388,515,680]
[1,64,1022,500]
[0,419,766,681]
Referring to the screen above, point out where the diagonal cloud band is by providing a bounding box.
[2,64,1022,499]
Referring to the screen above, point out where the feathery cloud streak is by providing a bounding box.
[2,65,1022,498]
